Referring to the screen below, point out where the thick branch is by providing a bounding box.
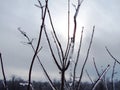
[46,7,64,60]
[27,0,48,90]
[44,25,62,71]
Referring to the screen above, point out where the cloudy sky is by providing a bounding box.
[0,0,120,82]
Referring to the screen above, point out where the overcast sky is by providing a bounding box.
[0,0,120,82]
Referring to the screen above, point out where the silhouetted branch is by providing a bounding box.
[64,39,73,65]
[105,46,120,65]
[73,0,84,43]
[91,65,110,90]
[0,53,8,90]
[93,57,100,77]
[72,27,84,89]
[112,61,116,90]
[64,0,84,68]
[65,0,70,62]
[51,32,62,65]
[93,57,109,90]
[65,0,84,66]
[68,0,70,45]
[65,60,70,71]
[44,25,62,71]
[27,0,48,90]
[86,70,94,84]
[18,29,57,90]
[46,6,64,60]
[77,26,95,90]
[44,25,69,90]
[18,27,30,41]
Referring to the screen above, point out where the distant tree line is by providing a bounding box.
[0,76,120,90]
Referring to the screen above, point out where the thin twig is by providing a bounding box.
[65,0,70,64]
[0,53,7,90]
[18,29,57,90]
[44,25,62,71]
[72,27,84,89]
[93,57,108,90]
[93,57,100,77]
[77,26,95,90]
[85,70,94,84]
[68,0,70,45]
[64,40,72,65]
[112,61,116,90]
[91,65,110,90]
[27,0,48,90]
[46,6,64,60]
[51,32,63,65]
[64,0,84,66]
[73,0,84,43]
[105,46,120,65]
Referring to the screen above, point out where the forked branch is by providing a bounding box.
[91,65,110,90]
[27,0,48,90]
[44,25,62,71]
[72,27,84,89]
[73,0,84,43]
[77,26,95,90]
[46,6,64,59]
[18,29,57,90]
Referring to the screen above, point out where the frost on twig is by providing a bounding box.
[77,26,95,90]
[93,57,109,90]
[91,65,110,90]
[72,27,84,89]
[18,28,57,90]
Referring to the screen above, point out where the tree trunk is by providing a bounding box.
[61,70,65,90]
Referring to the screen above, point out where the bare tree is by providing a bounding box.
[18,0,112,90]
[26,0,95,90]
[0,0,119,90]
